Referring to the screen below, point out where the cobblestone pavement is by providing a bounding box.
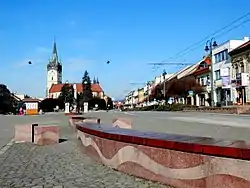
[0,141,169,188]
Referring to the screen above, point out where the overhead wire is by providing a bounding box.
[153,12,250,66]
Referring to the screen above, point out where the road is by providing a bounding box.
[89,110,250,141]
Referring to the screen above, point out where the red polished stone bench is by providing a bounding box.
[70,116,250,188]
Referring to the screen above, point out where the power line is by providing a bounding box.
[153,12,250,65]
[171,18,250,60]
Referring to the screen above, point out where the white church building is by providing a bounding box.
[46,41,104,99]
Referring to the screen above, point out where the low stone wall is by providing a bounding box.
[70,116,250,188]
[183,106,250,114]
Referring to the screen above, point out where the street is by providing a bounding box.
[90,110,250,141]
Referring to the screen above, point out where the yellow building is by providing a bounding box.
[138,88,145,104]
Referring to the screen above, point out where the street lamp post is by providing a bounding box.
[162,69,167,100]
[147,81,151,105]
[73,84,77,112]
[83,81,88,113]
[205,38,218,107]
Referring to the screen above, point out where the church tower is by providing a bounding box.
[46,39,62,97]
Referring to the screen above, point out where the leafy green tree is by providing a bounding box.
[81,70,93,105]
[106,97,114,109]
[58,84,74,106]
[0,84,15,114]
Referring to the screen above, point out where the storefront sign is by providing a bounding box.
[221,68,230,77]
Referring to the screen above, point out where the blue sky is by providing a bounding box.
[1,0,250,99]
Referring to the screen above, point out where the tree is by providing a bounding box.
[161,75,203,100]
[0,84,15,114]
[106,97,114,109]
[81,70,93,105]
[149,84,163,101]
[58,83,74,106]
[40,98,63,112]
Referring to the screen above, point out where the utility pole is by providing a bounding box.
[162,69,167,99]
[205,38,218,107]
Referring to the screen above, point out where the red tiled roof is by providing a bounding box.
[49,83,103,93]
[193,57,211,76]
[203,56,211,65]
[229,40,250,55]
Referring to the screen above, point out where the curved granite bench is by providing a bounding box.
[69,116,250,188]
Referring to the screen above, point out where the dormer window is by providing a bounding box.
[199,61,208,69]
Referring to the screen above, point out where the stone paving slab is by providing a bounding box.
[0,141,168,188]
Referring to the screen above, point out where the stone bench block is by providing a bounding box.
[34,125,60,146]
[112,118,132,129]
[14,124,32,142]
[14,124,38,143]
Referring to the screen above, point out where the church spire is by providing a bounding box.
[53,37,58,55]
[96,77,99,84]
[51,37,58,62]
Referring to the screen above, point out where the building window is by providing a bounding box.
[52,77,53,81]
[201,78,204,86]
[235,66,239,74]
[215,70,221,80]
[224,49,229,60]
[241,64,244,73]
[214,49,229,63]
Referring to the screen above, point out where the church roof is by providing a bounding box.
[49,83,103,93]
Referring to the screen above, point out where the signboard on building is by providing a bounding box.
[221,68,230,77]
[221,76,230,88]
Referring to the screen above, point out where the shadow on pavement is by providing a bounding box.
[59,138,68,143]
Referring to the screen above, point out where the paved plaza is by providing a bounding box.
[1,111,250,187]
[0,113,166,188]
